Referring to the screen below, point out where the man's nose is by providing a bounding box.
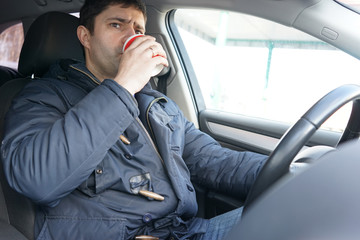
[123,27,138,42]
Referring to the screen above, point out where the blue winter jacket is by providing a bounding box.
[1,60,267,239]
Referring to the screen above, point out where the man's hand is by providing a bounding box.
[114,35,168,95]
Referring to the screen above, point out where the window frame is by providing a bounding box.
[167,8,345,152]
[166,9,206,115]
[169,8,360,133]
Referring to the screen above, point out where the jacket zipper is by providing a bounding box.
[70,65,165,166]
[135,117,165,166]
[70,65,139,105]
[146,97,168,142]
[70,65,101,86]
[144,97,168,166]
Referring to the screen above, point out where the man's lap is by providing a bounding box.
[195,207,243,240]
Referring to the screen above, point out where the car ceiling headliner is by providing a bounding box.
[1,0,321,27]
[4,0,360,60]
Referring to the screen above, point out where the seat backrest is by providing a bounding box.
[0,66,23,87]
[0,78,35,239]
[0,11,84,240]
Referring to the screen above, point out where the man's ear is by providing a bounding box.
[77,25,91,50]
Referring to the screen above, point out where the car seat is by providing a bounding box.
[0,66,23,87]
[0,11,84,240]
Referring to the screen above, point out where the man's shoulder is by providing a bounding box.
[16,64,88,109]
[26,59,91,94]
[22,74,76,95]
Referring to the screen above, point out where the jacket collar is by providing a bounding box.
[45,59,165,100]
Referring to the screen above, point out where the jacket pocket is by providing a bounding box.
[36,216,126,240]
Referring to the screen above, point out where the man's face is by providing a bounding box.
[83,4,146,81]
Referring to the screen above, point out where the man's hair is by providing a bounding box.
[79,0,147,34]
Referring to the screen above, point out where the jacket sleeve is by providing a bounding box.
[182,119,267,200]
[1,78,138,207]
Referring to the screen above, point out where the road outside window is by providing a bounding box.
[174,9,360,132]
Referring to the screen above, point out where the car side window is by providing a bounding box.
[0,23,24,69]
[173,9,360,132]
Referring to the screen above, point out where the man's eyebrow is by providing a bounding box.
[107,17,130,23]
[107,17,145,31]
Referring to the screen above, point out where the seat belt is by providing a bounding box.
[156,67,171,95]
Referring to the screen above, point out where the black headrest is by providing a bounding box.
[18,12,84,77]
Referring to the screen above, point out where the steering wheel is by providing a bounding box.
[243,84,360,212]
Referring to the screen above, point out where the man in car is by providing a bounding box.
[1,0,267,239]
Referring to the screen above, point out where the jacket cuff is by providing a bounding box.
[101,79,139,117]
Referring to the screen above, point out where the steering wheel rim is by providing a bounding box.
[243,84,360,212]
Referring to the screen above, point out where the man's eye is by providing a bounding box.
[110,23,121,29]
[135,30,144,34]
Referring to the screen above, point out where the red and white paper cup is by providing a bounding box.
[122,34,164,76]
